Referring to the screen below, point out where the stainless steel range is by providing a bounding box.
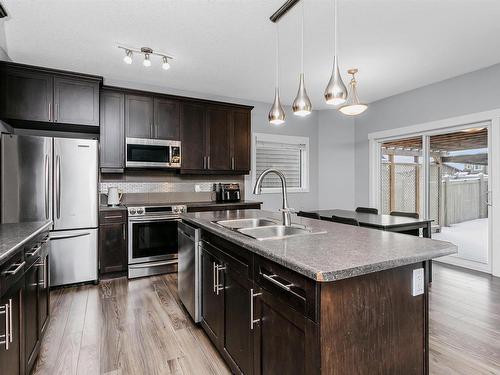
[127,204,187,279]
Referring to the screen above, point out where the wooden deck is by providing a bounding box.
[32,263,500,374]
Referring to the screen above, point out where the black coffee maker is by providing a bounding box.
[214,183,241,202]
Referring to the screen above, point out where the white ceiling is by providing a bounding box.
[2,0,500,109]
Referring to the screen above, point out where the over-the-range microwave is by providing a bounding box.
[126,138,181,169]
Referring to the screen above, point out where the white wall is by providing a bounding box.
[105,78,320,212]
[354,62,500,206]
[0,20,10,60]
[318,110,355,209]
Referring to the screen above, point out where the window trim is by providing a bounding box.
[251,132,310,194]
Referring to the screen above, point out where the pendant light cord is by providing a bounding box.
[301,2,304,74]
[334,0,338,57]
[276,23,280,89]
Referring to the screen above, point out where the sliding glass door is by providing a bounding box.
[377,123,491,273]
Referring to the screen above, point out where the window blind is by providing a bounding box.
[255,140,305,188]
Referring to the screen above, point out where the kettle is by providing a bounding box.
[107,187,123,206]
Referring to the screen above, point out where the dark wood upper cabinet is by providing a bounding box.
[53,76,100,126]
[154,97,180,140]
[100,89,125,172]
[231,109,251,171]
[0,67,53,122]
[180,103,206,170]
[125,94,154,139]
[206,107,232,171]
[99,211,128,275]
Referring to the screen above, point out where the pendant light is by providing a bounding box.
[269,24,286,125]
[292,3,312,117]
[339,69,368,115]
[324,0,347,106]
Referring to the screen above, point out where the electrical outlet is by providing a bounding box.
[412,268,424,296]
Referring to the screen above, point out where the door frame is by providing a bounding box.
[368,109,500,276]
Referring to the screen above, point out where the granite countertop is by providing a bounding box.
[99,205,127,211]
[180,209,457,282]
[121,200,262,208]
[0,220,52,266]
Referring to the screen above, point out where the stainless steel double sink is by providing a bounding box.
[214,218,326,241]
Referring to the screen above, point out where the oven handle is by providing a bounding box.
[128,259,178,269]
[128,216,181,223]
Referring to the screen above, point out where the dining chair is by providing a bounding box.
[355,207,379,215]
[390,211,419,219]
[297,211,321,220]
[329,215,360,226]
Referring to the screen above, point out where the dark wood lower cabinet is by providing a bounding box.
[99,211,128,277]
[0,277,23,375]
[24,262,40,374]
[38,253,50,337]
[198,229,429,375]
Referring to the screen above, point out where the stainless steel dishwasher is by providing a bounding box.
[177,221,201,323]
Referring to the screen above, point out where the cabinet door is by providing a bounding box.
[100,90,125,171]
[99,222,127,274]
[38,253,50,336]
[231,109,251,172]
[180,103,206,170]
[154,97,180,140]
[201,249,224,345]
[0,67,53,122]
[0,278,23,375]
[125,94,154,138]
[24,263,40,373]
[223,265,254,374]
[53,76,100,126]
[206,107,231,170]
[253,288,319,375]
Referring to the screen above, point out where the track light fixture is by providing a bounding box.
[118,45,174,70]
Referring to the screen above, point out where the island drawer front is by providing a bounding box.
[254,255,318,322]
[0,251,25,296]
[201,231,253,279]
[99,210,127,224]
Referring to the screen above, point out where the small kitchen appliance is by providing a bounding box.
[215,183,241,202]
[107,187,122,206]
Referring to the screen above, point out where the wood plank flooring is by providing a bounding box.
[32,263,500,375]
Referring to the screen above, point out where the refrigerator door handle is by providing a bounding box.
[44,154,49,219]
[55,155,61,219]
[50,232,91,241]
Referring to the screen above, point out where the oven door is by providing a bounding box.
[126,138,170,168]
[128,216,179,264]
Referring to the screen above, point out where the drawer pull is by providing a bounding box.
[104,215,123,219]
[262,273,294,292]
[2,261,26,276]
[26,244,42,257]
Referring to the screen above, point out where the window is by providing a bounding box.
[252,133,309,193]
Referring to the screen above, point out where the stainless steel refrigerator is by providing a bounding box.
[1,134,98,286]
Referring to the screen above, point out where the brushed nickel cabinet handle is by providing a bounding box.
[250,288,262,330]
[104,215,122,219]
[2,261,26,276]
[55,103,59,122]
[123,223,126,241]
[212,262,217,293]
[0,302,8,350]
[262,273,294,292]
[207,156,210,169]
[26,244,42,257]
[48,103,52,121]
[215,264,226,295]
[8,299,12,344]
[231,157,235,170]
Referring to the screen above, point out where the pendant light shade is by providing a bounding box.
[324,0,347,106]
[269,87,286,125]
[269,24,286,125]
[293,3,312,117]
[324,56,347,105]
[292,73,312,116]
[339,69,368,116]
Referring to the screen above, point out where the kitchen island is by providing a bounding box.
[180,209,456,375]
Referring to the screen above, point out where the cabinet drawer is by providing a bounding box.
[0,251,25,296]
[99,210,127,224]
[24,233,49,269]
[254,255,318,322]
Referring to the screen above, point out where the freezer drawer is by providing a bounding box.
[49,228,98,287]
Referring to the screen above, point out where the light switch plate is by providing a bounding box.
[412,268,424,296]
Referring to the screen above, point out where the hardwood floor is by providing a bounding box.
[32,263,500,375]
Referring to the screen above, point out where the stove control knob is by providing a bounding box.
[129,208,137,215]
[136,208,144,215]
